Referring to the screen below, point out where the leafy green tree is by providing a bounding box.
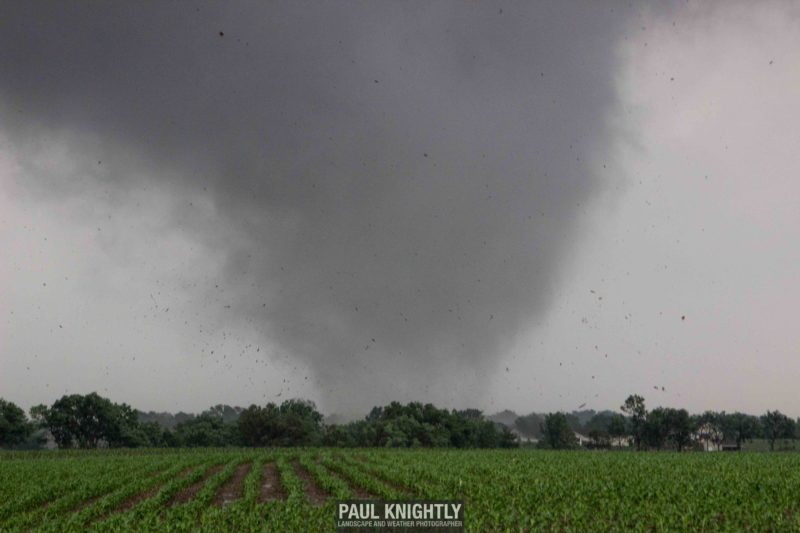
[237,399,322,447]
[497,426,519,448]
[583,412,615,434]
[621,395,647,450]
[539,412,577,449]
[643,407,670,450]
[203,404,243,424]
[587,429,610,448]
[238,404,279,446]
[174,414,236,447]
[33,393,138,449]
[0,399,33,447]
[139,421,168,447]
[564,413,584,433]
[456,408,484,421]
[474,419,502,448]
[322,423,358,447]
[339,420,379,447]
[641,407,694,451]
[328,402,516,449]
[275,399,323,446]
[382,414,423,447]
[444,410,480,448]
[665,408,693,452]
[720,412,761,449]
[760,410,795,451]
[608,414,628,447]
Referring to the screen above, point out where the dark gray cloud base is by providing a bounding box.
[1,2,632,410]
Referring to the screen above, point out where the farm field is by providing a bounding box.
[2,449,800,531]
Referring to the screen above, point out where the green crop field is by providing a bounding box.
[2,448,800,531]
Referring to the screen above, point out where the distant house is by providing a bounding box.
[509,428,538,444]
[574,432,592,447]
[609,435,632,448]
[694,422,723,451]
[582,432,632,448]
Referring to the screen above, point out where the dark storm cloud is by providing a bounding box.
[0,2,634,409]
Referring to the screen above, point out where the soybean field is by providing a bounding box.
[2,449,800,531]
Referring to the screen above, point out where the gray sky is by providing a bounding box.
[1,1,799,417]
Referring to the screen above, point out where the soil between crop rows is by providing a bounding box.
[112,465,197,515]
[168,464,224,507]
[322,463,375,499]
[213,462,252,507]
[258,462,286,503]
[291,460,328,505]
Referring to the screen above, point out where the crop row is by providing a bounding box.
[4,449,800,531]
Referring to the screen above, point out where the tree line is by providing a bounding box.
[0,393,516,449]
[534,394,797,451]
[2,393,796,451]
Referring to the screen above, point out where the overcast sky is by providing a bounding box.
[1,1,799,417]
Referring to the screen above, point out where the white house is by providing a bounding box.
[694,422,723,451]
[574,432,592,446]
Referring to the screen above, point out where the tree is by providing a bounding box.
[0,399,32,448]
[539,412,577,449]
[238,404,279,446]
[276,399,323,446]
[608,414,628,447]
[760,410,795,451]
[175,414,236,447]
[325,402,516,449]
[665,408,693,452]
[456,409,484,421]
[720,412,761,449]
[33,393,179,449]
[35,393,124,448]
[640,407,694,451]
[587,429,610,449]
[564,413,584,433]
[111,402,153,447]
[237,399,323,447]
[203,404,243,424]
[621,395,647,450]
[497,426,519,448]
[322,423,358,447]
[643,407,670,450]
[584,412,616,434]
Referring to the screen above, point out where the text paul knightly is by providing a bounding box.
[336,500,464,531]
